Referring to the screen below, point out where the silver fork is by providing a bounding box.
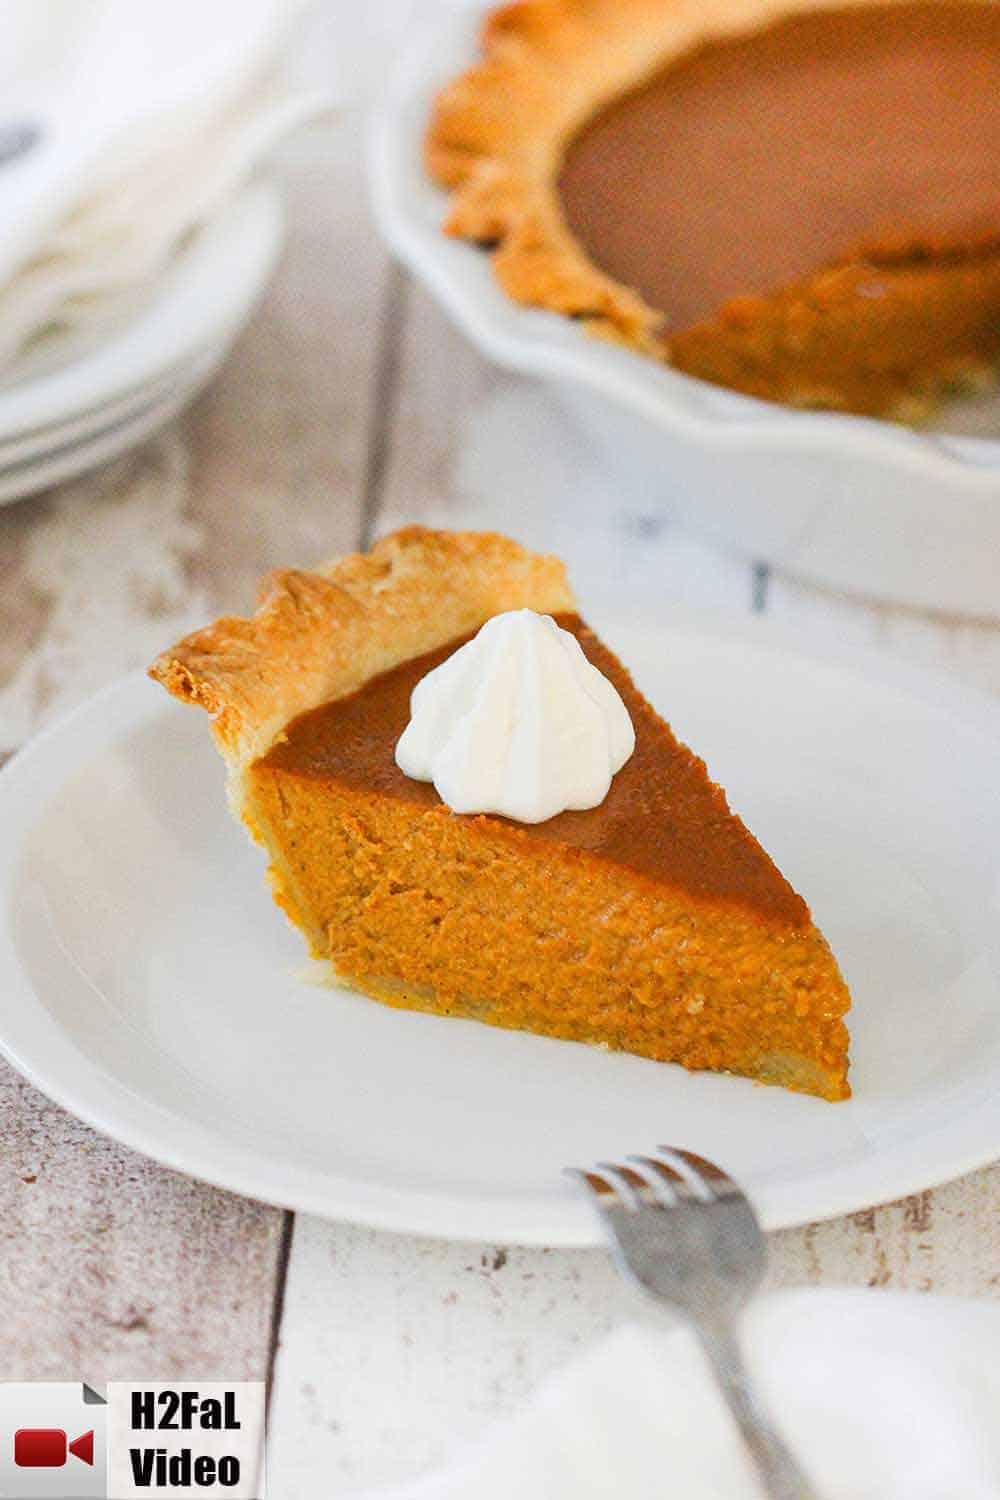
[568,1147,821,1499]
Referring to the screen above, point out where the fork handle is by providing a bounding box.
[695,1322,822,1499]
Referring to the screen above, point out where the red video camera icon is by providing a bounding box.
[14,1428,94,1467]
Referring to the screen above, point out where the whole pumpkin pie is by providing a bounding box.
[426,0,1000,417]
[149,528,851,1100]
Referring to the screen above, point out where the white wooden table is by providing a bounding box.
[1,7,999,1495]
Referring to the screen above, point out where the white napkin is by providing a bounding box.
[0,0,331,376]
[363,1290,1000,1500]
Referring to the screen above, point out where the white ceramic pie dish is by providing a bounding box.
[370,5,1000,620]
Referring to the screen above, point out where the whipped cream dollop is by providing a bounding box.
[395,610,635,824]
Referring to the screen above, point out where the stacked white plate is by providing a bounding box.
[0,178,283,506]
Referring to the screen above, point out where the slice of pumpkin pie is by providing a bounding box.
[149,527,851,1099]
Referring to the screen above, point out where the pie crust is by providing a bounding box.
[149,526,574,804]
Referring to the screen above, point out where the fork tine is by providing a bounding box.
[670,1148,744,1199]
[653,1147,717,1202]
[562,1166,624,1209]
[595,1161,660,1209]
[626,1154,696,1204]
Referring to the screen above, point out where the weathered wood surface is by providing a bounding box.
[0,0,395,1392]
[0,3,997,1493]
[0,1069,284,1382]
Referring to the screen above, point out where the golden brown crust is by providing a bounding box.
[148,527,575,778]
[426,0,690,348]
[425,0,1000,399]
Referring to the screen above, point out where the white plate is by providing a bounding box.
[2,612,1000,1245]
[0,340,222,472]
[371,9,1000,618]
[0,341,226,505]
[0,179,284,452]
